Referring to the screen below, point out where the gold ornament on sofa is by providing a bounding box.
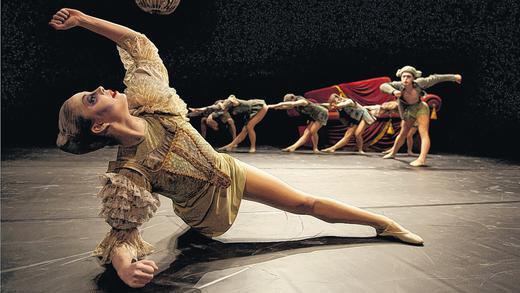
[135,0,181,15]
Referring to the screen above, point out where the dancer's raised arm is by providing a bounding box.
[415,74,462,89]
[49,8,137,44]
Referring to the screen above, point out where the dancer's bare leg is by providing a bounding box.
[354,120,367,154]
[200,117,208,139]
[283,124,311,152]
[410,115,430,167]
[406,127,418,156]
[219,127,246,151]
[246,106,268,153]
[383,119,415,159]
[322,126,356,153]
[242,164,423,244]
[221,106,268,153]
[309,122,323,153]
[227,118,237,140]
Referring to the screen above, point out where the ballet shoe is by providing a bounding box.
[382,153,395,159]
[377,221,424,245]
[281,147,295,152]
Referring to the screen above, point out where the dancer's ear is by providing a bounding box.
[91,122,109,134]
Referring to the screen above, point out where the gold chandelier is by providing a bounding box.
[135,0,181,15]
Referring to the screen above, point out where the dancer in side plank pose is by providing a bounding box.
[50,9,423,288]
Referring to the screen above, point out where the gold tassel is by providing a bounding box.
[333,85,347,98]
[387,121,395,135]
[430,106,437,120]
[369,121,390,146]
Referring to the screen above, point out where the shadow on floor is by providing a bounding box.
[94,229,391,292]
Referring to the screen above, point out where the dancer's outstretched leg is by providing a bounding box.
[383,120,415,159]
[283,125,311,152]
[219,127,246,151]
[220,106,268,152]
[410,115,430,166]
[242,164,424,244]
[322,126,356,153]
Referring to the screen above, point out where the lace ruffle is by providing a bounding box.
[92,228,154,264]
[125,76,188,119]
[98,173,160,230]
[116,32,188,119]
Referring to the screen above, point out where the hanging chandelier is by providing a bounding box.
[135,0,181,15]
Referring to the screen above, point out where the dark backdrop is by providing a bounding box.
[2,0,519,160]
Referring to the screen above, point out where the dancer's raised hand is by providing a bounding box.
[392,90,402,98]
[455,74,462,84]
[49,8,84,30]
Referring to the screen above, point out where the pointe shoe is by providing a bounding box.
[377,221,424,245]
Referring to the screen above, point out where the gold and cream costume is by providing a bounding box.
[92,33,247,264]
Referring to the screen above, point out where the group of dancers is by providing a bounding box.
[49,7,460,288]
[189,68,462,166]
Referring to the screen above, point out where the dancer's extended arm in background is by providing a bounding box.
[268,100,307,110]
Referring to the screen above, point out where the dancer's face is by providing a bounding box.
[69,86,128,125]
[401,72,415,86]
[328,94,341,108]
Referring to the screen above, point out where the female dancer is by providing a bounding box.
[192,95,268,153]
[188,100,237,140]
[321,93,376,154]
[379,66,462,166]
[268,94,329,153]
[50,9,423,288]
[368,101,418,156]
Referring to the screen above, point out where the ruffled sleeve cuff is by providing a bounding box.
[93,172,161,264]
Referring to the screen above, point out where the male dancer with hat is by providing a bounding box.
[380,66,462,166]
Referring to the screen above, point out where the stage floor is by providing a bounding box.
[2,147,519,292]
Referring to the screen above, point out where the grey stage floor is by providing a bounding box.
[1,147,520,292]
